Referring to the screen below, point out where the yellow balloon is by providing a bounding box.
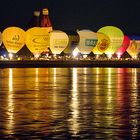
[2,27,25,53]
[127,40,140,58]
[25,27,50,56]
[0,32,2,45]
[92,33,110,54]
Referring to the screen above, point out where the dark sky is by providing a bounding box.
[0,0,140,35]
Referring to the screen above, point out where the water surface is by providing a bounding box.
[0,68,140,139]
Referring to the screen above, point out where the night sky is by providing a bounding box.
[0,0,140,35]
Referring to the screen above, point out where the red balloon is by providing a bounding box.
[115,35,130,58]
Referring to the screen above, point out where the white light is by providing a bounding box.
[35,54,40,58]
[107,54,112,59]
[9,53,13,59]
[72,47,79,57]
[73,51,78,57]
[83,54,87,58]
[116,52,121,59]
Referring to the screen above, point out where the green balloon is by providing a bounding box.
[98,26,124,56]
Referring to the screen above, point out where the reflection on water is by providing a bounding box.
[0,68,140,139]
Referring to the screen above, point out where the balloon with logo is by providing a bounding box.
[98,26,124,58]
[2,27,25,53]
[92,33,110,55]
[77,29,98,55]
[50,30,69,55]
[115,35,130,58]
[63,30,79,54]
[25,27,50,58]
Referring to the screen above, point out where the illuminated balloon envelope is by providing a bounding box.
[0,32,2,46]
[63,30,79,54]
[115,36,130,58]
[25,27,50,57]
[127,40,140,58]
[50,30,69,55]
[77,29,98,55]
[92,33,110,55]
[98,26,124,57]
[2,27,25,53]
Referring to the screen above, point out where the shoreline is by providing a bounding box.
[1,60,140,68]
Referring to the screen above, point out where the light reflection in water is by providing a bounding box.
[0,68,140,139]
[131,68,138,139]
[6,68,14,135]
[9,68,13,92]
[69,68,79,135]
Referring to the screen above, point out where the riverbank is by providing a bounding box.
[0,60,140,68]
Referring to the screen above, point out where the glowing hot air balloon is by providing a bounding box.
[50,30,69,55]
[2,27,25,54]
[25,27,50,58]
[127,35,140,59]
[77,29,98,55]
[115,35,130,58]
[63,30,79,55]
[127,40,140,59]
[0,32,2,46]
[98,26,124,58]
[92,33,110,55]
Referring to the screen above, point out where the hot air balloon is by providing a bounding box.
[25,27,50,58]
[115,35,130,59]
[50,30,69,55]
[127,35,140,59]
[0,31,2,46]
[2,27,25,57]
[77,29,98,55]
[98,26,124,58]
[63,30,79,55]
[92,33,110,56]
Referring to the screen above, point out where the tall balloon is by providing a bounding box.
[92,33,110,55]
[2,27,25,53]
[115,36,130,58]
[77,29,98,55]
[25,27,50,57]
[98,26,124,58]
[50,30,69,55]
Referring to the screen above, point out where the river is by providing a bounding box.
[0,68,140,139]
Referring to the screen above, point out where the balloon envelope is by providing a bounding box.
[77,29,98,55]
[50,30,69,54]
[115,35,130,58]
[0,32,2,46]
[63,30,79,54]
[25,27,50,56]
[127,40,140,58]
[98,26,124,55]
[2,27,25,53]
[92,33,110,55]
